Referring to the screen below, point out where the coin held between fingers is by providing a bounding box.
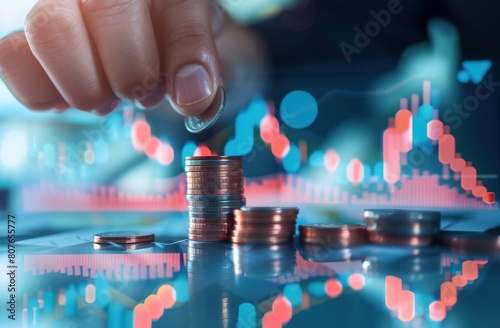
[185,86,226,133]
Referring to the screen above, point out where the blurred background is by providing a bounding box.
[0,0,498,215]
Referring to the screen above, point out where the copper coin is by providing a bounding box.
[367,230,436,246]
[232,222,296,230]
[188,182,244,189]
[189,228,229,235]
[189,222,231,230]
[187,188,244,195]
[189,218,232,224]
[187,177,243,184]
[299,224,367,240]
[300,235,367,247]
[365,218,440,236]
[233,215,297,224]
[185,159,243,166]
[231,230,295,238]
[186,171,243,178]
[440,231,500,253]
[189,233,228,242]
[235,206,299,215]
[185,156,242,161]
[93,231,155,244]
[231,235,293,244]
[185,165,243,172]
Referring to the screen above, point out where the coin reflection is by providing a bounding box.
[187,241,236,328]
[231,243,296,279]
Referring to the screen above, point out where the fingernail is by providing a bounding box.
[174,64,212,106]
[95,97,120,116]
[138,86,166,109]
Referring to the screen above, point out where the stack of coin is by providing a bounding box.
[231,207,299,244]
[364,209,441,246]
[186,156,245,242]
[299,223,368,247]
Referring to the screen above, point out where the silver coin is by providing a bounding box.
[187,199,246,207]
[188,205,242,213]
[185,86,226,134]
[364,209,440,223]
[93,231,154,244]
[189,212,234,219]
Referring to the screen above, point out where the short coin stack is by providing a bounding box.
[186,156,245,242]
[364,209,441,246]
[299,223,368,247]
[231,207,299,244]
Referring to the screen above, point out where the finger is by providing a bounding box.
[0,31,68,111]
[153,0,221,117]
[24,0,115,110]
[81,0,164,108]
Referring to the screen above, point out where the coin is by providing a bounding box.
[233,215,297,224]
[232,223,296,230]
[93,231,155,244]
[440,231,500,253]
[187,188,244,195]
[185,165,243,172]
[189,222,230,230]
[231,235,293,244]
[187,177,244,184]
[185,86,226,134]
[364,209,441,222]
[363,209,441,246]
[231,230,295,238]
[364,219,440,236]
[235,206,299,215]
[185,159,243,166]
[186,156,242,161]
[189,228,229,235]
[187,199,246,207]
[186,171,243,178]
[188,206,241,213]
[188,182,243,190]
[189,233,228,242]
[186,194,245,202]
[367,230,436,246]
[188,217,233,225]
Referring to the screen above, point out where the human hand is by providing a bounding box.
[0,0,264,116]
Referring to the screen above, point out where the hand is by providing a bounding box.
[0,0,264,116]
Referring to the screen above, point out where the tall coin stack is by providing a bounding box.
[185,156,245,242]
[364,209,441,246]
[231,207,299,244]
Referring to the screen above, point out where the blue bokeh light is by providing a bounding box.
[280,90,318,129]
[283,283,302,308]
[283,143,301,173]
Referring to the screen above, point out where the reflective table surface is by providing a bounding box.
[1,210,499,328]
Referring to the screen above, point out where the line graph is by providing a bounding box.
[22,79,497,211]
